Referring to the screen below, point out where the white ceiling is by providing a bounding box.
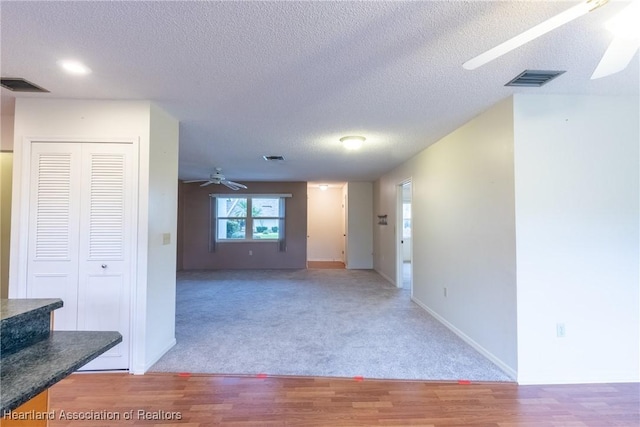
[1,1,637,183]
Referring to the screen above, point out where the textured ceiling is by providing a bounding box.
[1,1,638,182]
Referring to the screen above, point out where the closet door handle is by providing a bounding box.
[101,264,108,269]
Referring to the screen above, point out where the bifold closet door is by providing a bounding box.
[77,143,133,370]
[27,143,82,331]
[27,142,133,370]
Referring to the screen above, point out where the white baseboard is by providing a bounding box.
[411,296,517,381]
[375,268,397,287]
[143,338,177,373]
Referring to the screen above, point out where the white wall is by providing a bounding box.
[374,98,518,376]
[9,98,178,373]
[514,94,640,385]
[144,104,179,369]
[346,182,373,269]
[307,186,344,262]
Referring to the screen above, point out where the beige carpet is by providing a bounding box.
[150,269,511,381]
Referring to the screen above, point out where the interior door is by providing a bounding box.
[77,143,133,370]
[26,143,81,331]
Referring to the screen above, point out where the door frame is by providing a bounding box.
[395,178,413,293]
[9,136,140,371]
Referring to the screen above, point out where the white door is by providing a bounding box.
[27,142,133,370]
[26,143,82,331]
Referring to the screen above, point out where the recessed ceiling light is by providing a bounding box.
[340,136,365,150]
[319,184,328,191]
[57,59,92,75]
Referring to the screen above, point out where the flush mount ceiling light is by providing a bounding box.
[340,135,366,150]
[319,184,328,191]
[57,59,92,75]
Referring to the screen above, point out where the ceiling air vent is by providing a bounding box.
[263,155,285,161]
[505,70,566,87]
[0,77,49,92]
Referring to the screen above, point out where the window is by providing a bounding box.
[214,196,286,242]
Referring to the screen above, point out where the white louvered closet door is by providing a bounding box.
[27,143,82,331]
[77,143,133,370]
[27,142,133,371]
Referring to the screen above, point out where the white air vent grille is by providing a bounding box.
[505,70,566,87]
[34,154,72,259]
[88,154,126,259]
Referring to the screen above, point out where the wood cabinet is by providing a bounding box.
[0,391,49,427]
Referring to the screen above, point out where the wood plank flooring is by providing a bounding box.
[307,261,345,269]
[44,373,639,426]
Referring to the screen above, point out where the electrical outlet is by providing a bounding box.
[556,323,566,338]
[444,287,447,297]
[162,233,171,245]
[249,250,253,256]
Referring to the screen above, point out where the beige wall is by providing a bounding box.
[178,181,307,269]
[1,152,12,298]
[1,112,14,298]
[373,97,517,376]
[346,182,373,269]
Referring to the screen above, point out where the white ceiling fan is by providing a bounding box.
[463,0,640,80]
[184,168,248,190]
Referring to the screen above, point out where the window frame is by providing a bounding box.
[211,194,291,244]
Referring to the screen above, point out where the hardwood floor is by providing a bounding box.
[307,261,345,269]
[45,373,639,426]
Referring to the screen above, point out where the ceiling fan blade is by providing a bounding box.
[199,181,215,187]
[183,179,208,183]
[463,0,606,70]
[227,180,247,189]
[591,36,638,79]
[221,180,247,191]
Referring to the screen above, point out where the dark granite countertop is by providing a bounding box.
[1,298,64,357]
[0,330,122,413]
[1,298,63,321]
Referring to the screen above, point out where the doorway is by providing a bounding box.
[396,180,412,292]
[306,184,345,268]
